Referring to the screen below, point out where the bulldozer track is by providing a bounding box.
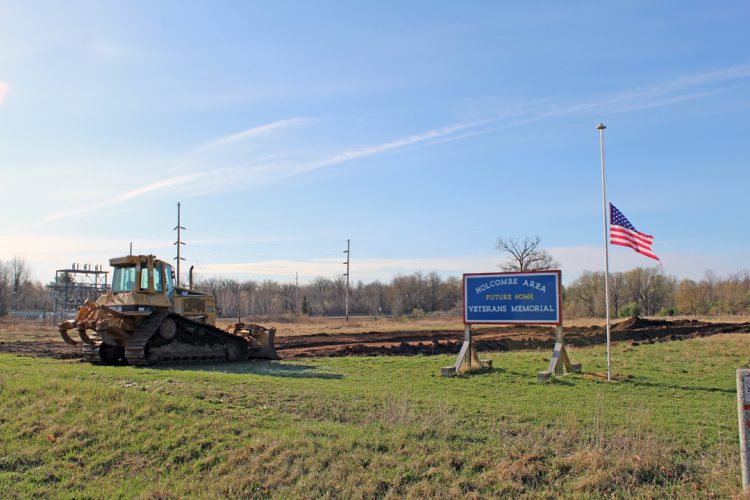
[124,312,169,366]
[125,312,249,366]
[82,343,100,363]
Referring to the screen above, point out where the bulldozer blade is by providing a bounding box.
[58,322,79,346]
[247,327,279,360]
[77,328,96,345]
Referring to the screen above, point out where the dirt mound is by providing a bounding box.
[3,319,750,361]
[274,320,750,359]
[612,317,671,331]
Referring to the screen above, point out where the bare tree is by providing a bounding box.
[623,267,674,316]
[496,236,558,272]
[675,279,707,316]
[0,261,10,316]
[8,257,30,311]
[567,271,605,317]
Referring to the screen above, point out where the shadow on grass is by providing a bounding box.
[149,360,344,379]
[619,377,735,394]
[453,366,506,378]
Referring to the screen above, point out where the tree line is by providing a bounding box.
[194,271,464,318]
[0,258,49,316]
[564,268,750,318]
[196,267,750,319]
[1,254,749,320]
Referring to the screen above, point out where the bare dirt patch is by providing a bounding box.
[275,318,750,358]
[3,317,750,361]
[0,340,81,359]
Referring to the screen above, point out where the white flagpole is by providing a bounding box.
[597,123,612,381]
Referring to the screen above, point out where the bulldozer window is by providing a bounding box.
[139,266,164,293]
[154,265,164,293]
[164,263,174,296]
[112,266,136,293]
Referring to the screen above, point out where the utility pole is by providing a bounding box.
[295,271,299,316]
[343,238,350,323]
[173,202,186,287]
[237,286,242,324]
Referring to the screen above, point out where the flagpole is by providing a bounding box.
[597,123,612,381]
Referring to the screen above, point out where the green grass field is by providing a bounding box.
[0,334,745,498]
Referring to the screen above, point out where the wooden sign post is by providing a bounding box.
[536,324,582,382]
[441,325,492,377]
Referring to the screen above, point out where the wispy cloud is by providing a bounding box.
[533,63,750,119]
[42,63,750,222]
[195,117,314,150]
[0,81,9,103]
[44,172,207,222]
[43,119,489,221]
[287,119,490,176]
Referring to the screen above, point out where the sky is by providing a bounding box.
[1,1,748,286]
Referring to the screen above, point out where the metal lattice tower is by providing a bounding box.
[174,202,186,287]
[47,263,109,322]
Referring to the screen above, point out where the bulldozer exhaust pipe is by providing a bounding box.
[189,265,194,290]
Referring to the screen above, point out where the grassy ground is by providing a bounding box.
[0,334,746,498]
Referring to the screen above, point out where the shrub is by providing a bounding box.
[657,307,677,317]
[619,302,641,318]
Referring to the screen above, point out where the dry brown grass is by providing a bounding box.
[0,317,61,342]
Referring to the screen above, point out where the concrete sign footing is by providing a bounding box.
[537,326,582,382]
[441,325,492,377]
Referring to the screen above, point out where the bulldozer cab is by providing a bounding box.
[110,255,174,298]
[108,254,215,325]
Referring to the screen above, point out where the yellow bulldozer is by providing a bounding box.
[58,254,277,365]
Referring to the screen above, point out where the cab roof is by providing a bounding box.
[109,255,169,267]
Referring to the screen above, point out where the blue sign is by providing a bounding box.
[463,271,561,324]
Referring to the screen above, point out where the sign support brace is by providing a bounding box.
[441,325,492,377]
[537,324,581,382]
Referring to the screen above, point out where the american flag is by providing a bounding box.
[609,203,660,261]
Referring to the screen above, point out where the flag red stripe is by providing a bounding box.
[611,230,653,245]
[612,241,659,260]
[610,224,658,258]
[610,225,653,244]
[610,233,654,250]
[611,232,653,247]
[610,236,656,255]
[611,241,660,260]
